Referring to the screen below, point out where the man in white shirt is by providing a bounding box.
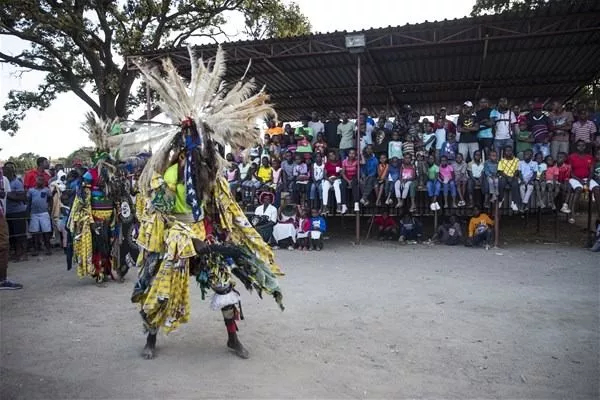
[308,111,324,145]
[491,97,518,157]
[253,192,278,244]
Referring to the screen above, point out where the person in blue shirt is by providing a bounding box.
[359,144,379,207]
[440,132,459,162]
[385,157,401,205]
[309,208,327,251]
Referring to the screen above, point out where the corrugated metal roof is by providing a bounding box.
[130,1,600,120]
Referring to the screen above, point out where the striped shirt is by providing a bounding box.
[342,159,359,180]
[571,120,597,144]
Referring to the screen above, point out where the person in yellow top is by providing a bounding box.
[163,158,192,214]
[497,145,521,212]
[265,120,283,137]
[256,157,274,185]
[468,207,494,249]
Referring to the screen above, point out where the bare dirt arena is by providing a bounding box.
[1,241,598,399]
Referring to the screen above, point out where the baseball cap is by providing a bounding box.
[439,106,447,111]
[533,102,544,110]
[463,101,473,107]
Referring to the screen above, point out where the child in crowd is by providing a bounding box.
[556,152,572,213]
[385,157,401,206]
[533,152,547,208]
[342,149,360,211]
[426,154,441,211]
[453,153,468,207]
[439,155,457,209]
[292,154,310,205]
[498,146,521,212]
[271,158,283,206]
[309,208,327,250]
[415,151,428,190]
[313,133,328,156]
[422,120,436,154]
[27,175,53,256]
[296,209,310,250]
[269,135,282,159]
[375,154,389,206]
[515,119,532,160]
[398,212,423,243]
[310,153,325,209]
[226,162,240,196]
[396,153,416,212]
[374,210,398,240]
[483,150,499,208]
[238,158,251,181]
[322,151,345,214]
[517,149,537,212]
[467,207,494,250]
[434,215,462,245]
[542,155,559,210]
[388,131,403,160]
[468,150,484,208]
[402,132,415,158]
[256,156,273,185]
[440,132,458,162]
[434,116,448,159]
[281,151,295,193]
[241,164,261,204]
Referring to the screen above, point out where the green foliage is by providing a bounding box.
[0,0,311,135]
[6,152,41,173]
[471,0,553,16]
[65,146,94,167]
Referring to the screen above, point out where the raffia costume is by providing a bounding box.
[130,47,283,358]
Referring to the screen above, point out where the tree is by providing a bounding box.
[6,152,41,173]
[0,0,311,136]
[471,0,554,16]
[65,146,94,167]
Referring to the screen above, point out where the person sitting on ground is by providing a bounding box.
[533,152,547,209]
[517,149,538,212]
[296,208,311,250]
[27,175,53,256]
[434,215,462,246]
[564,140,594,223]
[360,144,378,207]
[374,210,398,241]
[396,153,416,212]
[309,208,327,251]
[498,145,521,212]
[272,204,298,251]
[467,150,484,208]
[467,206,494,250]
[322,151,345,214]
[253,191,278,244]
[439,155,457,209]
[483,150,499,208]
[426,154,441,211]
[375,154,389,206]
[453,153,468,207]
[543,155,560,210]
[398,212,423,243]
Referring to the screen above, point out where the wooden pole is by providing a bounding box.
[494,199,499,247]
[355,54,361,244]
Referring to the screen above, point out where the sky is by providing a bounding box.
[0,0,474,159]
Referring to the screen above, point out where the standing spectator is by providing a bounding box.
[440,132,459,162]
[457,101,480,162]
[313,133,328,156]
[337,112,355,159]
[549,101,574,160]
[2,162,28,262]
[281,123,294,149]
[565,140,594,223]
[359,145,378,206]
[438,106,457,134]
[468,150,485,208]
[323,111,340,155]
[24,156,51,190]
[467,207,494,250]
[388,131,403,160]
[517,149,537,212]
[433,107,456,158]
[379,110,394,131]
[422,119,436,154]
[453,153,468,207]
[395,154,416,212]
[309,153,325,209]
[296,116,314,143]
[476,98,495,158]
[27,175,53,256]
[491,97,518,158]
[515,117,533,159]
[322,151,345,214]
[571,108,597,149]
[498,145,521,212]
[439,155,457,209]
[265,120,283,137]
[374,210,398,240]
[309,208,327,251]
[483,150,500,208]
[590,149,600,219]
[308,111,324,145]
[527,103,552,158]
[372,117,391,158]
[342,149,360,212]
[375,154,389,206]
[0,164,23,290]
[426,154,441,211]
[543,155,560,210]
[414,151,428,190]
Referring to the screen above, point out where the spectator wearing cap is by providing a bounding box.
[527,102,552,158]
[457,101,480,163]
[308,111,324,145]
[491,97,519,158]
[337,112,356,160]
[476,98,494,159]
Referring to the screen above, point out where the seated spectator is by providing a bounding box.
[543,155,560,210]
[271,158,283,207]
[385,157,401,206]
[565,140,594,223]
[313,133,328,156]
[398,212,423,243]
[295,116,314,143]
[591,150,600,219]
[342,149,360,212]
[322,151,345,214]
[433,115,448,159]
[309,208,327,251]
[281,151,295,193]
[434,215,462,245]
[453,153,468,207]
[282,123,295,150]
[426,154,441,211]
[571,108,597,150]
[257,157,274,186]
[556,151,572,213]
[517,149,537,212]
[359,144,378,207]
[533,152,547,208]
[422,119,436,155]
[375,154,389,206]
[467,207,494,250]
[292,154,310,205]
[269,135,282,159]
[439,155,457,209]
[372,117,391,158]
[296,208,311,250]
[238,158,251,181]
[468,150,484,208]
[527,103,552,158]
[265,120,283,137]
[483,150,499,208]
[241,164,261,205]
[415,151,428,190]
[253,192,278,243]
[395,153,416,212]
[497,145,521,212]
[374,210,398,240]
[272,204,298,250]
[388,130,403,161]
[440,132,458,162]
[310,153,325,209]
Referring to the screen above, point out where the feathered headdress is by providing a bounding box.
[134,46,276,190]
[81,112,120,164]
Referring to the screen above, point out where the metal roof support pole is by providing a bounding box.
[355,54,362,244]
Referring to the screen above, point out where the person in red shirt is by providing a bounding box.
[23,157,51,190]
[341,149,360,211]
[374,210,398,240]
[322,151,345,214]
[563,140,593,221]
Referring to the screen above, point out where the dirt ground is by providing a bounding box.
[1,241,598,399]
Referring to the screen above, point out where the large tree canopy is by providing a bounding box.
[0,0,311,136]
[471,0,555,16]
